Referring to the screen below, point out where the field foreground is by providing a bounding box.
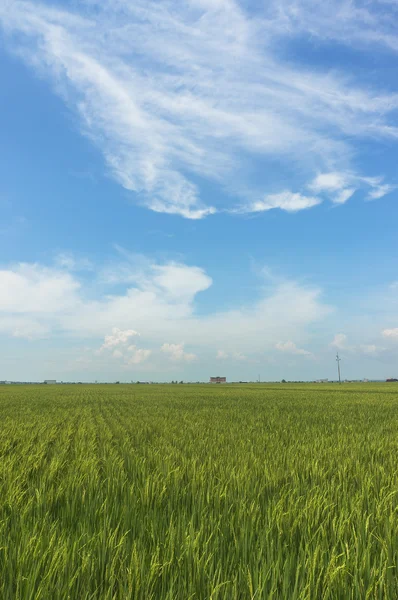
[0,383,398,599]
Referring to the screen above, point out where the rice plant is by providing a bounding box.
[0,383,397,599]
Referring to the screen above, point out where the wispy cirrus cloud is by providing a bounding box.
[0,0,397,217]
[266,0,398,54]
[236,191,321,214]
[309,172,395,205]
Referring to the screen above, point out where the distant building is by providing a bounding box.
[44,380,57,384]
[210,376,226,384]
[316,379,329,383]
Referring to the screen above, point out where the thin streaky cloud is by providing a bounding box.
[237,191,321,214]
[0,0,397,217]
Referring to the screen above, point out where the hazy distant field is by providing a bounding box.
[1,383,398,599]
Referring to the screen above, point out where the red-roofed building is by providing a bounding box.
[210,376,226,384]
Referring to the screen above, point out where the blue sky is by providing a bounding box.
[0,0,398,381]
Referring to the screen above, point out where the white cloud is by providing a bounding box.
[0,253,396,379]
[100,256,212,299]
[161,343,196,362]
[366,183,396,200]
[0,263,79,338]
[233,352,248,360]
[0,255,332,358]
[275,341,312,356]
[267,0,398,56]
[0,0,396,217]
[150,264,212,300]
[309,172,356,205]
[240,191,321,214]
[359,344,384,355]
[99,331,151,365]
[334,188,356,205]
[309,171,394,205]
[99,327,139,351]
[331,335,384,355]
[55,253,93,271]
[126,346,152,365]
[361,177,395,201]
[382,328,398,339]
[310,172,350,193]
[0,316,50,340]
[0,263,79,314]
[80,268,330,355]
[330,333,348,350]
[216,350,250,361]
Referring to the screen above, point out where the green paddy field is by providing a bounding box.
[0,383,397,599]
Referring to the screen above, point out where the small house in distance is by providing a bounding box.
[44,380,57,384]
[210,376,226,384]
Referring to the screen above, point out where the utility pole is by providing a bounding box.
[336,352,341,384]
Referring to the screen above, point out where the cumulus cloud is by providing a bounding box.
[0,0,396,217]
[275,341,312,356]
[1,253,394,374]
[161,343,196,362]
[310,172,350,194]
[331,334,384,355]
[100,257,212,299]
[126,346,152,365]
[0,257,332,357]
[382,328,398,339]
[233,352,248,361]
[98,329,151,365]
[99,327,139,351]
[150,264,212,300]
[216,350,248,360]
[0,263,79,314]
[359,344,384,356]
[0,316,50,340]
[0,263,80,338]
[0,254,335,368]
[330,333,348,350]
